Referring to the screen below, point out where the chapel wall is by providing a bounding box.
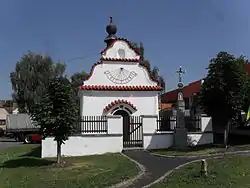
[80,91,159,116]
[84,62,157,86]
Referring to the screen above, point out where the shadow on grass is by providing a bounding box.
[22,145,41,158]
[1,157,54,168]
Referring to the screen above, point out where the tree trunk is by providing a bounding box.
[224,120,230,148]
[56,140,62,164]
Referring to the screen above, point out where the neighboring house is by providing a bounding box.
[161,80,204,116]
[0,108,9,130]
[161,63,250,116]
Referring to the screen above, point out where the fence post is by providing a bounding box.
[141,115,158,134]
[170,116,177,130]
[107,115,123,134]
[201,115,212,132]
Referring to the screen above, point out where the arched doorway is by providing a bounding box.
[114,110,130,142]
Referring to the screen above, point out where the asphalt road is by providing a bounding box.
[0,137,22,149]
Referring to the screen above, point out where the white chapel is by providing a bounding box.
[79,18,162,117]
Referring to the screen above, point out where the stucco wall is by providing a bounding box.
[80,91,159,116]
[187,133,214,146]
[84,62,157,86]
[42,115,214,158]
[42,135,123,158]
[143,132,213,149]
[144,133,174,149]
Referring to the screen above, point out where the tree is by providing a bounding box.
[135,42,166,92]
[70,71,89,115]
[70,71,89,88]
[30,77,78,165]
[10,52,66,113]
[199,52,248,146]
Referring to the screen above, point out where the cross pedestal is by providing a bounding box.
[173,92,188,149]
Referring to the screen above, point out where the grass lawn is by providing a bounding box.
[0,145,139,188]
[151,144,250,157]
[151,155,250,188]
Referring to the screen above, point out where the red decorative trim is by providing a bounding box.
[100,57,140,62]
[101,38,141,56]
[84,61,103,81]
[79,85,163,91]
[103,99,137,112]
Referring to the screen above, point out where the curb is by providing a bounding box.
[151,150,250,159]
[143,155,224,188]
[108,152,146,188]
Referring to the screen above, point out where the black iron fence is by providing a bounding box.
[157,115,202,132]
[184,116,201,132]
[74,116,108,133]
[123,116,143,148]
[157,116,176,131]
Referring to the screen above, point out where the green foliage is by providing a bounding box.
[137,42,166,91]
[30,77,78,143]
[70,71,89,115]
[70,71,89,88]
[10,52,66,113]
[199,52,248,121]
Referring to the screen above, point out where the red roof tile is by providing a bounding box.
[103,99,137,112]
[161,80,202,102]
[100,57,140,62]
[79,85,162,91]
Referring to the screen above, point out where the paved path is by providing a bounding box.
[123,150,196,188]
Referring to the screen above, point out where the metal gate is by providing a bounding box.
[123,116,143,148]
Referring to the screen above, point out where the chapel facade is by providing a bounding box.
[79,18,162,117]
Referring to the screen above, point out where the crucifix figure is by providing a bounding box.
[176,66,185,83]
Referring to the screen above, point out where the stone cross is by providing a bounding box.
[176,66,185,83]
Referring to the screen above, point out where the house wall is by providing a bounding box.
[80,91,159,116]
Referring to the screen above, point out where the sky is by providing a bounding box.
[0,0,250,99]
